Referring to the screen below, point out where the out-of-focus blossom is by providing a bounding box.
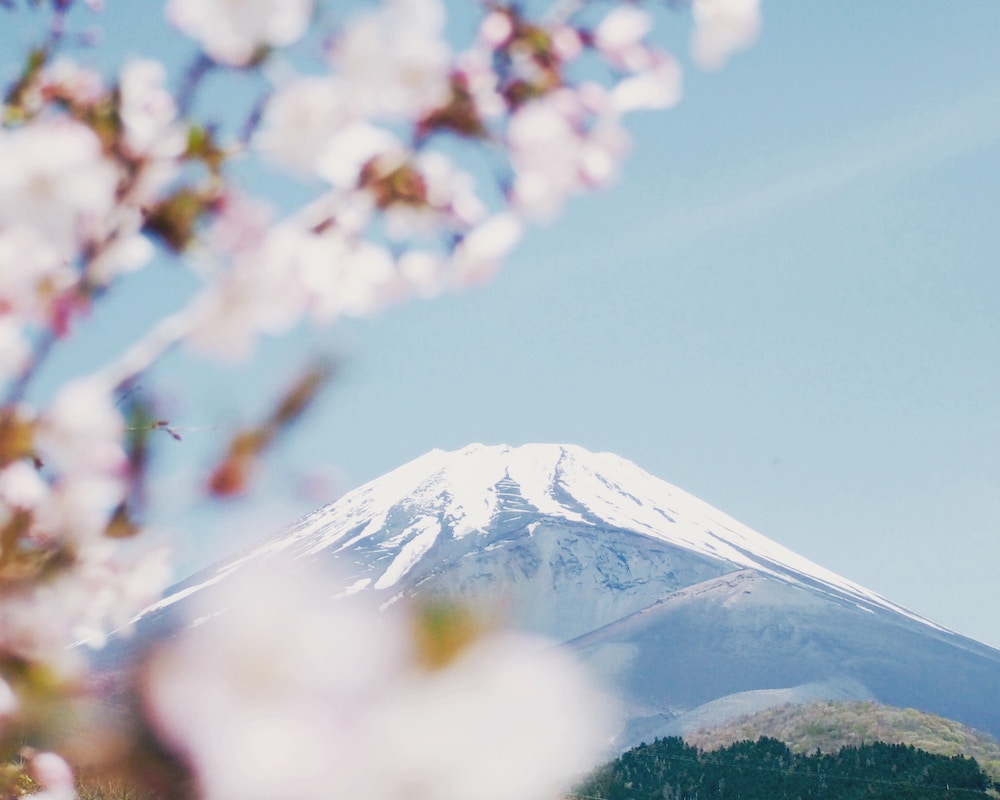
[452,213,523,285]
[208,191,274,257]
[329,0,451,119]
[165,0,313,66]
[0,319,30,386]
[478,10,514,48]
[691,0,762,70]
[118,59,185,160]
[594,5,653,69]
[314,122,401,189]
[0,676,16,720]
[66,542,171,647]
[144,563,613,800]
[255,77,351,176]
[0,538,168,662]
[186,220,402,359]
[507,90,629,220]
[611,53,683,112]
[25,751,75,800]
[0,460,48,512]
[0,120,118,253]
[36,58,105,109]
[35,377,126,486]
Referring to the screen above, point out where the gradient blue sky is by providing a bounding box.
[4,2,1000,647]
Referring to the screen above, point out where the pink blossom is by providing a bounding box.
[36,377,127,485]
[0,318,30,385]
[256,77,352,176]
[594,6,653,69]
[611,52,683,112]
[452,213,523,285]
[143,562,613,800]
[691,0,762,70]
[0,120,118,254]
[328,0,452,119]
[26,751,75,800]
[165,0,313,66]
[118,59,185,159]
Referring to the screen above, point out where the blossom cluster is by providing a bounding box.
[143,563,613,800]
[0,0,760,797]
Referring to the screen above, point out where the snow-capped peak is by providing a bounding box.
[142,443,944,635]
[247,442,935,629]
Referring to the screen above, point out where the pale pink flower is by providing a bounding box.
[453,49,505,120]
[0,460,48,511]
[0,228,75,321]
[208,191,274,257]
[86,230,156,285]
[38,58,105,107]
[398,250,447,297]
[314,122,402,188]
[691,0,762,70]
[0,120,118,253]
[329,0,451,119]
[118,59,186,159]
[507,93,585,219]
[452,213,523,285]
[594,5,653,69]
[0,318,30,385]
[26,751,75,800]
[0,676,16,719]
[144,562,613,800]
[35,377,127,484]
[67,542,171,647]
[165,0,313,66]
[478,10,513,48]
[255,76,352,176]
[611,53,683,112]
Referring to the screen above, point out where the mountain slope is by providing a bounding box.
[133,443,1000,745]
[683,700,1000,781]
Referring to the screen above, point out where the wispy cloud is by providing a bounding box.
[650,86,1000,243]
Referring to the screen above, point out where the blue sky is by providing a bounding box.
[4,2,1000,648]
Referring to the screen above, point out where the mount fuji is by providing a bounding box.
[136,443,1000,747]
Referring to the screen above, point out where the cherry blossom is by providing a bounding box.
[691,0,763,70]
[144,563,613,800]
[25,751,75,800]
[0,0,762,792]
[0,120,117,254]
[118,59,185,160]
[328,0,452,120]
[165,0,314,66]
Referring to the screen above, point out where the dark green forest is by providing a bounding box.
[576,737,996,800]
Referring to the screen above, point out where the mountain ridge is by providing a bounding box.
[129,442,1000,746]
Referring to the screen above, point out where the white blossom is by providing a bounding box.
[0,460,48,512]
[691,0,762,70]
[594,6,653,68]
[452,213,523,285]
[315,122,402,189]
[36,377,127,485]
[0,228,75,321]
[165,0,313,66]
[256,76,352,176]
[144,562,613,800]
[0,120,118,254]
[25,751,75,800]
[118,59,182,157]
[0,317,30,385]
[329,0,452,119]
[611,53,683,112]
[0,676,16,720]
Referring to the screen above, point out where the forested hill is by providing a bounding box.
[576,737,996,800]
[684,701,1000,781]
